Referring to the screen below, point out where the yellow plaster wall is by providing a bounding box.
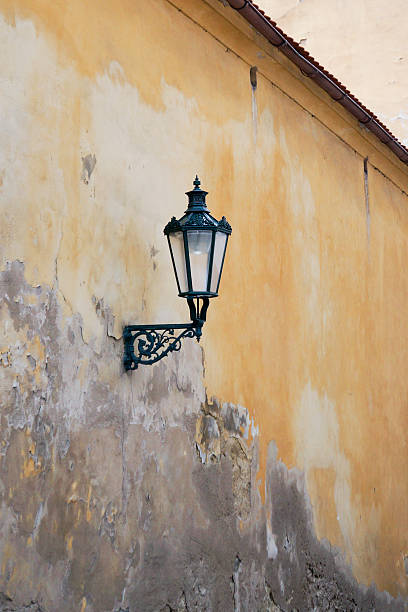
[0,0,407,599]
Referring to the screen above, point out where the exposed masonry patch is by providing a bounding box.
[0,594,43,612]
[150,245,159,272]
[264,444,407,611]
[159,591,189,612]
[232,555,242,612]
[81,153,97,185]
[195,400,253,520]
[0,262,406,611]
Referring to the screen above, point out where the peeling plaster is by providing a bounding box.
[81,154,97,185]
[0,263,404,610]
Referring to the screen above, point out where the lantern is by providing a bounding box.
[164,176,231,298]
[124,175,232,370]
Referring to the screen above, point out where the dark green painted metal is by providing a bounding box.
[167,234,181,294]
[124,176,231,370]
[123,297,209,370]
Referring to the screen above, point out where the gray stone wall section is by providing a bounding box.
[0,262,406,611]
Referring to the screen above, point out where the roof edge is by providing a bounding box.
[226,0,408,166]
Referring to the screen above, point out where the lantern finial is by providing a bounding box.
[185,175,208,211]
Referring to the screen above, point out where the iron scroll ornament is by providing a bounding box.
[123,298,209,370]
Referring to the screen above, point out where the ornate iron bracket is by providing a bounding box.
[123,298,209,371]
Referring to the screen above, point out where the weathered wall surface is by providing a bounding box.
[257,0,408,145]
[0,0,407,610]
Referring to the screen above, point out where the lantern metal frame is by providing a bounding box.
[123,176,231,371]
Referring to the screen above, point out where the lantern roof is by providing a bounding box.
[185,175,208,212]
[164,176,232,236]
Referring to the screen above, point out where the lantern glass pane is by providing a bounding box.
[210,232,227,292]
[187,230,212,293]
[169,232,188,293]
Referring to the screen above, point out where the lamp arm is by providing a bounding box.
[123,298,209,371]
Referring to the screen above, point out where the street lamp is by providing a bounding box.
[124,176,232,370]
